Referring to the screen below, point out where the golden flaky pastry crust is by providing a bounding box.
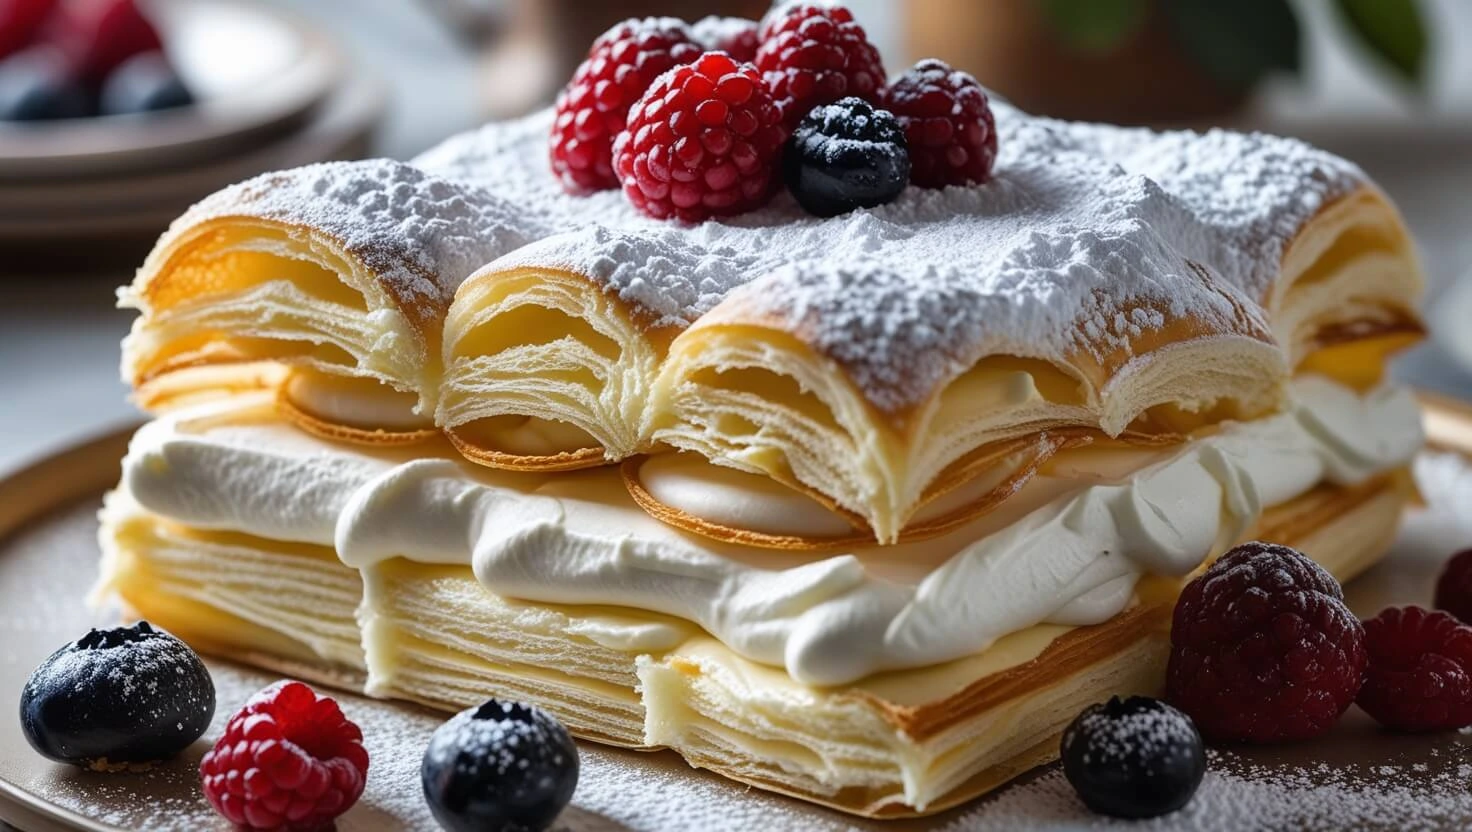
[122,106,1423,541]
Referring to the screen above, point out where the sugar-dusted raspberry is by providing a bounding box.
[1358,606,1472,732]
[879,59,998,188]
[612,52,785,223]
[753,2,885,128]
[549,17,702,194]
[1166,541,1367,743]
[200,681,369,830]
[1434,548,1472,625]
[691,16,759,63]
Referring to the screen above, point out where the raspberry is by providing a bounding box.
[45,0,163,85]
[549,18,702,194]
[1434,548,1472,625]
[691,16,759,63]
[0,0,56,62]
[753,2,885,128]
[880,59,998,188]
[612,52,784,223]
[1165,541,1366,743]
[1358,606,1472,732]
[200,681,369,830]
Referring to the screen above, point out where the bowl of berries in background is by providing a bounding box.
[0,0,345,178]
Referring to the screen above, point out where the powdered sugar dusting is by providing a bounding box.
[414,102,1365,411]
[692,15,757,51]
[487,226,759,328]
[1063,700,1199,771]
[163,160,544,325]
[947,745,1472,832]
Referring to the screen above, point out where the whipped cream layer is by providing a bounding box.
[119,377,1421,685]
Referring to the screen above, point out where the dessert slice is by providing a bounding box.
[100,63,1428,817]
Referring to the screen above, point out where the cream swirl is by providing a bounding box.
[119,376,1422,685]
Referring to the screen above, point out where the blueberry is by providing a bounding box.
[1060,695,1206,819]
[782,96,910,218]
[100,51,193,116]
[422,699,579,832]
[0,48,93,121]
[20,621,215,769]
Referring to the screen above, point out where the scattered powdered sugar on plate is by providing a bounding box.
[411,102,1365,411]
[944,746,1472,832]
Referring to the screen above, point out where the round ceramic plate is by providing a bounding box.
[0,72,383,241]
[0,0,345,181]
[2,398,1472,831]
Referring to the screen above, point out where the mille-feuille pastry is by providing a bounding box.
[96,8,1429,819]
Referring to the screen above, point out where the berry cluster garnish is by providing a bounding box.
[783,96,908,217]
[549,17,701,194]
[753,2,884,129]
[548,4,1005,222]
[1357,606,1472,732]
[422,699,579,832]
[1060,696,1206,819]
[200,680,369,830]
[1166,541,1367,743]
[612,51,784,223]
[691,15,759,63]
[0,0,192,121]
[881,59,998,188]
[20,620,215,769]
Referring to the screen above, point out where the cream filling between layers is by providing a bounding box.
[282,370,433,431]
[118,376,1421,685]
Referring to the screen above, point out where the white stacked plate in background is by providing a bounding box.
[0,0,384,270]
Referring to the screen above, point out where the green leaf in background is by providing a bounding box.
[1165,0,1302,90]
[1334,0,1429,84]
[1039,0,1149,53]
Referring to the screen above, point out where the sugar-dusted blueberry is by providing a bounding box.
[782,96,910,217]
[20,620,215,769]
[1061,695,1206,819]
[422,699,579,832]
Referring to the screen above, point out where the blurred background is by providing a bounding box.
[1,0,1470,472]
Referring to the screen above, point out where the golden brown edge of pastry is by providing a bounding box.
[444,428,609,472]
[620,430,1110,551]
[275,387,442,447]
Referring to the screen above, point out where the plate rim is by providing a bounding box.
[0,0,347,181]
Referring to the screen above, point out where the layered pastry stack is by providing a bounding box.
[95,97,1426,816]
